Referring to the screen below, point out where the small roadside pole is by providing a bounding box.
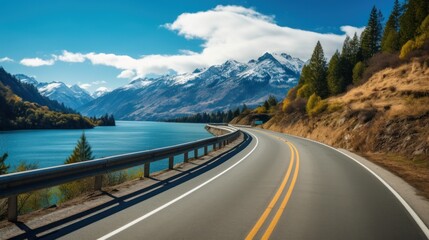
[8,195,17,222]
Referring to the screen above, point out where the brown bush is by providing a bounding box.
[284,98,307,113]
[405,39,429,62]
[362,53,405,83]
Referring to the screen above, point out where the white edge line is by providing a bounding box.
[276,131,429,239]
[98,129,259,240]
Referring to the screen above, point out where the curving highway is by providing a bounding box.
[57,127,428,240]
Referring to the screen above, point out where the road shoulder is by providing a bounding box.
[338,149,429,229]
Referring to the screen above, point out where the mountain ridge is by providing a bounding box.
[14,75,94,110]
[79,52,304,120]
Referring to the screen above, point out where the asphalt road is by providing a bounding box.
[58,127,428,240]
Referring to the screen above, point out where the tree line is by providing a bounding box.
[89,114,116,126]
[166,104,249,123]
[283,0,429,116]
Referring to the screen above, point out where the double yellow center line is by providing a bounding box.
[246,135,300,240]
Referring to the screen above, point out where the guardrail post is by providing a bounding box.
[94,175,103,191]
[169,156,174,169]
[194,149,198,159]
[184,152,189,163]
[144,163,150,177]
[204,146,208,155]
[8,195,17,222]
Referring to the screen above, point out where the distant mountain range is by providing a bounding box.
[0,68,74,113]
[78,52,304,120]
[15,74,94,110]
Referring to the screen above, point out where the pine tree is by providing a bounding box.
[349,33,362,64]
[382,0,402,52]
[361,6,384,60]
[339,35,356,91]
[241,103,248,112]
[267,95,278,107]
[307,41,329,98]
[65,133,94,164]
[327,51,343,95]
[297,65,310,87]
[399,0,429,46]
[0,153,9,175]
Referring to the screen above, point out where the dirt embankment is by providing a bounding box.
[261,59,429,198]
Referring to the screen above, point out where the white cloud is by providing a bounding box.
[0,57,13,62]
[95,86,110,92]
[19,5,364,78]
[20,57,55,67]
[117,69,136,79]
[79,83,91,89]
[57,50,85,63]
[340,26,366,37]
[91,80,107,85]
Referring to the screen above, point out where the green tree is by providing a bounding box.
[327,51,343,95]
[267,95,278,107]
[353,61,365,85]
[382,0,402,52]
[65,133,94,164]
[399,0,429,46]
[306,93,327,117]
[241,103,248,112]
[263,100,270,110]
[297,65,310,87]
[296,84,312,99]
[338,34,360,92]
[0,153,9,175]
[361,6,384,60]
[307,41,329,98]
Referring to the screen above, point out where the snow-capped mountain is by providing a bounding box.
[14,74,38,85]
[79,52,305,120]
[14,74,94,110]
[37,82,93,109]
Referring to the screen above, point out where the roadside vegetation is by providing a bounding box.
[0,133,141,220]
[240,0,429,198]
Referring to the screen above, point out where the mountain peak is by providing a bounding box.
[257,52,276,62]
[15,74,38,85]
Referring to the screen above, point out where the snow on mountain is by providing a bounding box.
[14,74,38,85]
[271,52,305,74]
[91,87,111,98]
[15,74,94,110]
[78,52,304,120]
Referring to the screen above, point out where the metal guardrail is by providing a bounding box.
[0,125,241,221]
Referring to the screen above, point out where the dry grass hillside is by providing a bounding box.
[262,58,429,198]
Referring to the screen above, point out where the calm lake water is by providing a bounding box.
[0,121,213,173]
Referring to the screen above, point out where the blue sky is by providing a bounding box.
[0,0,395,93]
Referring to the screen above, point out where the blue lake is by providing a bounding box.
[0,121,213,173]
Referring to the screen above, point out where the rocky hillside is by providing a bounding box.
[264,59,429,155]
[261,58,429,197]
